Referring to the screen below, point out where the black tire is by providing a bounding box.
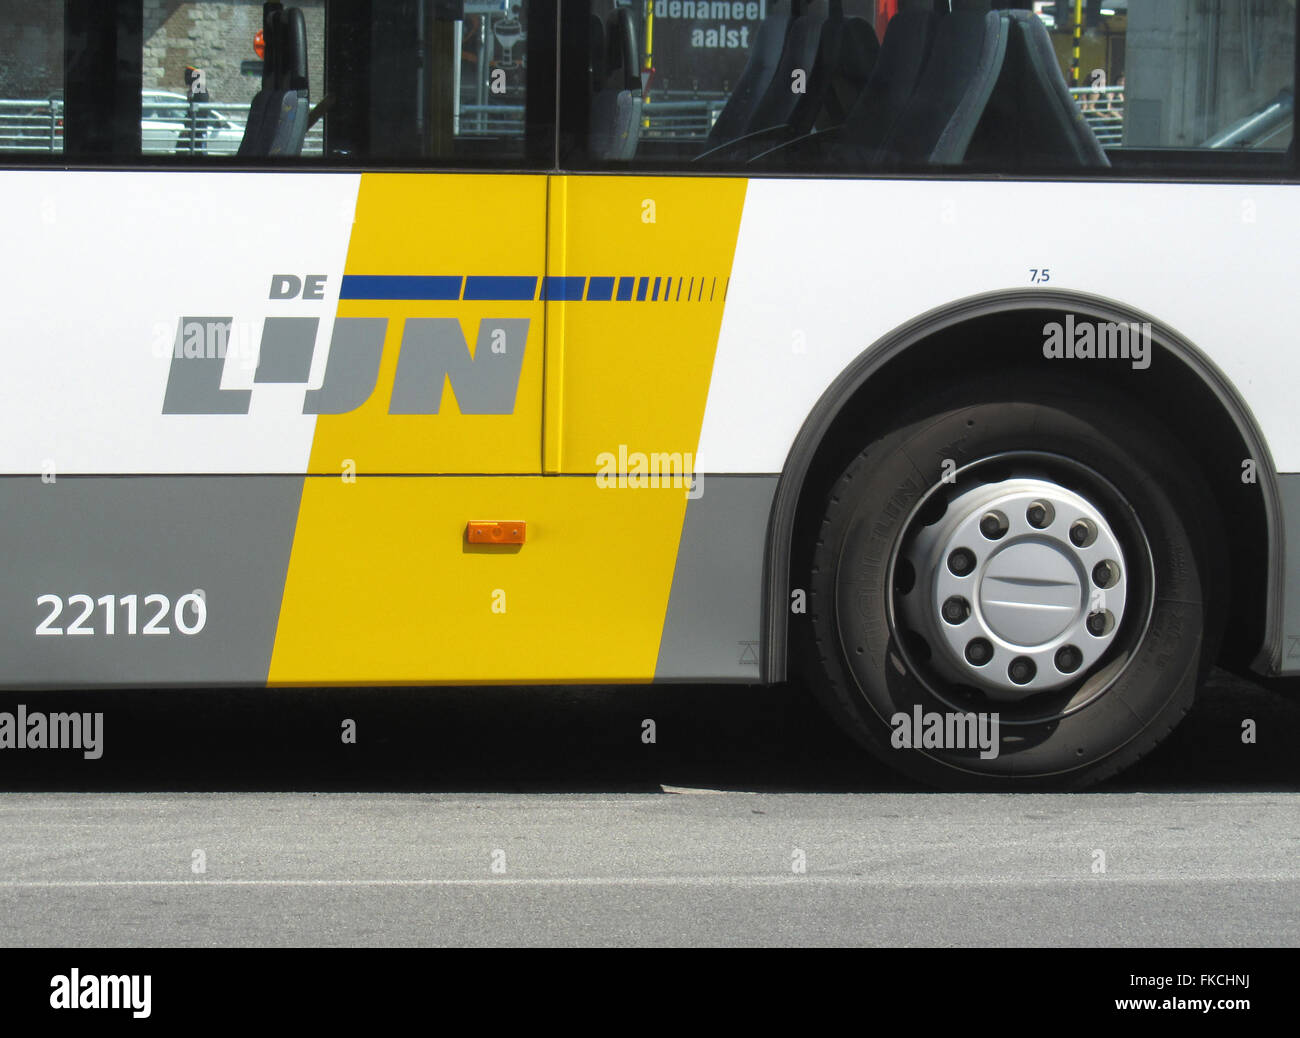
[803,375,1224,790]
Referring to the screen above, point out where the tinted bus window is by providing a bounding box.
[0,0,550,168]
[567,0,1297,177]
[0,0,64,154]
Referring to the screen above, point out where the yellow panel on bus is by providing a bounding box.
[307,172,548,476]
[271,172,749,684]
[268,474,689,683]
[546,176,748,474]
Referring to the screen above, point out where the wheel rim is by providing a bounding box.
[886,453,1154,723]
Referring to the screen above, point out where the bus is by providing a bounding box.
[0,0,1295,789]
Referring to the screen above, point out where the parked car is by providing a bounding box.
[140,90,247,155]
[1,90,249,154]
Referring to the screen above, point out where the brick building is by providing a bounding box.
[0,1,324,104]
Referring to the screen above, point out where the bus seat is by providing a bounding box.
[875,0,1007,166]
[268,6,311,157]
[745,0,835,133]
[588,7,642,162]
[238,94,273,158]
[237,2,286,157]
[832,0,941,164]
[821,16,882,131]
[773,5,880,137]
[699,0,879,163]
[703,0,795,148]
[589,14,607,88]
[966,9,1109,168]
[238,3,310,158]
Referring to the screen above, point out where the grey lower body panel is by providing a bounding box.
[1277,474,1300,675]
[2,472,773,688]
[655,475,778,682]
[0,476,302,689]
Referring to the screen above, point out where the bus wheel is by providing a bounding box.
[804,377,1222,789]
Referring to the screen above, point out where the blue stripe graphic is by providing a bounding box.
[543,276,587,301]
[338,274,721,303]
[463,276,538,301]
[339,275,462,300]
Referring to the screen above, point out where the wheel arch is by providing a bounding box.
[762,288,1284,681]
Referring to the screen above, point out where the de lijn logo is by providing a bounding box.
[161,274,528,415]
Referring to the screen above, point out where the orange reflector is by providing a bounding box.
[254,29,265,60]
[467,521,526,544]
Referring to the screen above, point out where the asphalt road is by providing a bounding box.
[0,668,1296,946]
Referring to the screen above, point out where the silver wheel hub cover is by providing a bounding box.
[899,477,1128,698]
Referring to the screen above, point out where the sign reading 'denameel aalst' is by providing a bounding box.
[648,0,767,92]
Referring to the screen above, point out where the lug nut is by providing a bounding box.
[979,511,1008,540]
[1026,501,1054,529]
[1092,560,1119,588]
[947,548,976,576]
[965,638,993,666]
[941,596,971,624]
[1086,611,1113,637]
[1055,645,1082,673]
[1008,656,1037,685]
[1069,519,1096,547]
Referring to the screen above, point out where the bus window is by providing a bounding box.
[326,0,541,164]
[0,0,550,168]
[0,2,64,155]
[566,0,881,168]
[1110,1,1294,162]
[565,0,1297,177]
[140,1,327,158]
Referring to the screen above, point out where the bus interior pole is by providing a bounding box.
[453,19,463,135]
[1073,0,1082,86]
[644,0,653,129]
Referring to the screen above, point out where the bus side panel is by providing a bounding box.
[304,172,547,476]
[698,179,1300,474]
[267,475,687,684]
[0,476,301,687]
[697,177,1300,675]
[0,171,359,476]
[267,173,768,685]
[548,176,747,476]
[654,474,776,682]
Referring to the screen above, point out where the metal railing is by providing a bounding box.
[453,95,725,139]
[457,103,526,136]
[0,98,326,155]
[1202,87,1293,148]
[0,99,63,152]
[2,93,729,152]
[2,89,1127,154]
[639,93,727,139]
[1068,86,1125,147]
[635,89,1123,146]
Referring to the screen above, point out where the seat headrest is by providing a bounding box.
[285,7,308,92]
[261,3,286,91]
[259,3,308,93]
[608,7,641,92]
